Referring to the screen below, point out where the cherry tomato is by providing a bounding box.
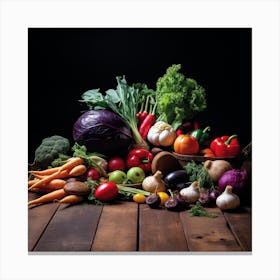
[86,168,100,180]
[94,182,118,202]
[108,157,126,172]
[133,193,146,204]
[173,134,199,155]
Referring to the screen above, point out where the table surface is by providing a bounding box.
[28,192,252,253]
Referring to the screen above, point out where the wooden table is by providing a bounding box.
[28,192,251,252]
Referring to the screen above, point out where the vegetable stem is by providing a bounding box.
[224,134,238,145]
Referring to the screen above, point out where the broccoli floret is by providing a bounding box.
[33,135,70,169]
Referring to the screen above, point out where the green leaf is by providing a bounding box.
[105,89,121,104]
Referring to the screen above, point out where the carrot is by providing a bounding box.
[58,194,84,204]
[28,178,40,187]
[29,166,61,176]
[29,179,66,193]
[28,157,83,190]
[28,189,67,206]
[32,170,69,180]
[57,157,84,172]
[68,164,87,177]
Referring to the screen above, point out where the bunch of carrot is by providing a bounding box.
[28,157,87,206]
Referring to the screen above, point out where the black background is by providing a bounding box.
[28,28,252,162]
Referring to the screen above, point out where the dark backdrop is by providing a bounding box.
[28,28,252,162]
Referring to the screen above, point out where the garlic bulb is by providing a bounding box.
[216,185,240,210]
[179,181,200,203]
[147,121,176,147]
[142,170,166,193]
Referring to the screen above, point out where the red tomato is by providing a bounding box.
[86,168,100,180]
[108,157,126,172]
[94,182,118,202]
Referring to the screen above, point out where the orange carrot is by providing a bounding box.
[58,194,84,204]
[28,178,40,187]
[32,170,69,180]
[29,179,66,193]
[48,179,66,187]
[68,164,87,177]
[57,157,84,172]
[29,166,61,176]
[28,189,67,206]
[28,157,83,190]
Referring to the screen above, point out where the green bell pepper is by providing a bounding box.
[191,126,211,145]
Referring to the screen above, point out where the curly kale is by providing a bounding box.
[156,64,207,130]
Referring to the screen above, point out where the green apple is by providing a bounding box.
[108,170,127,184]
[126,167,145,184]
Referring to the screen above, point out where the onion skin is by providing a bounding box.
[218,169,248,194]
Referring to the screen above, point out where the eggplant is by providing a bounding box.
[164,170,188,190]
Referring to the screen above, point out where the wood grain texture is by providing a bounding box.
[33,203,103,251]
[91,202,138,251]
[223,207,252,251]
[28,192,60,251]
[139,204,188,251]
[180,207,242,251]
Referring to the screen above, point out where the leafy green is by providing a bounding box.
[189,202,218,218]
[117,185,150,200]
[184,161,214,190]
[79,76,149,148]
[71,143,108,177]
[155,64,207,130]
[85,178,106,205]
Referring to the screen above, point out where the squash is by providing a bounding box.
[173,134,199,155]
[147,121,176,147]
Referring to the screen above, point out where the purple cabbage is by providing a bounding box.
[218,169,248,193]
[73,110,133,156]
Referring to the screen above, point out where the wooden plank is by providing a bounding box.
[223,207,252,251]
[139,204,188,252]
[180,207,242,251]
[33,202,103,251]
[91,202,138,251]
[28,192,60,251]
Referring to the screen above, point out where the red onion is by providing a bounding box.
[218,169,248,193]
[209,189,220,203]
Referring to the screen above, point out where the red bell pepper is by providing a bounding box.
[210,134,241,157]
[126,148,154,173]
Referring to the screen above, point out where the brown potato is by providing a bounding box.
[64,181,90,196]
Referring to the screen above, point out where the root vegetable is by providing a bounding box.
[64,181,90,196]
[58,195,84,204]
[29,166,61,176]
[28,178,39,187]
[28,157,83,190]
[28,189,67,206]
[68,164,87,176]
[204,160,232,182]
[29,179,66,193]
[32,170,69,180]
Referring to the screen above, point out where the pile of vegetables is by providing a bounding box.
[28,63,251,214]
